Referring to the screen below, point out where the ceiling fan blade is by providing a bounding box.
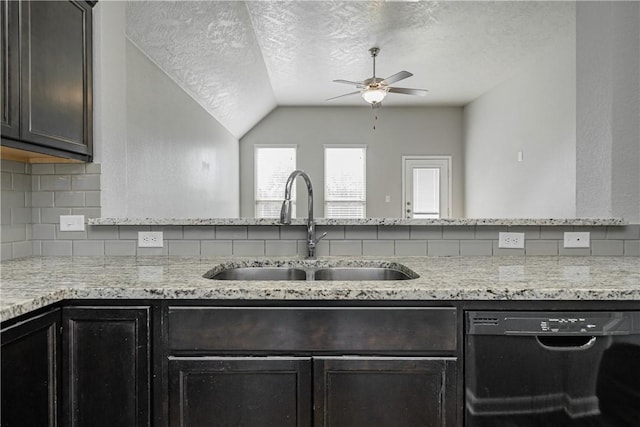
[382,71,413,85]
[333,79,366,87]
[326,91,361,101]
[388,87,428,96]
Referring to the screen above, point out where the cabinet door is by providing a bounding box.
[168,357,312,427]
[18,0,92,157]
[1,309,61,427]
[314,357,458,427]
[0,0,19,139]
[63,307,150,427]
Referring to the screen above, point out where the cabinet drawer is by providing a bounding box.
[168,307,457,354]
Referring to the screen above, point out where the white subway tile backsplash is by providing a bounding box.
[40,207,72,224]
[607,225,640,239]
[591,240,624,256]
[443,226,474,240]
[1,224,28,243]
[137,246,168,256]
[525,240,559,256]
[152,225,182,239]
[248,226,280,240]
[87,226,119,240]
[202,240,233,256]
[85,163,101,174]
[265,240,298,256]
[396,240,428,256]
[105,240,137,256]
[3,190,27,208]
[119,226,151,239]
[345,226,377,240]
[329,240,362,256]
[0,172,12,190]
[71,208,101,219]
[32,224,56,240]
[233,240,265,256]
[183,226,216,240]
[72,174,100,191]
[319,226,344,240]
[558,246,591,256]
[493,242,525,256]
[42,240,72,256]
[540,226,571,239]
[55,192,85,207]
[378,226,410,240]
[54,164,86,174]
[474,226,505,240]
[460,240,493,256]
[73,240,105,256]
[1,207,11,225]
[40,175,71,191]
[11,207,32,225]
[11,241,32,259]
[280,226,306,240]
[624,240,640,256]
[216,226,247,240]
[169,240,201,256]
[84,191,101,207]
[428,240,459,256]
[410,226,442,240]
[362,240,395,256]
[30,164,55,174]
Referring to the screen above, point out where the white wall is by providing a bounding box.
[463,35,577,218]
[94,2,239,218]
[240,106,464,218]
[576,1,640,222]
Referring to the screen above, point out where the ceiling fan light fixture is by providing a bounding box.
[361,88,387,104]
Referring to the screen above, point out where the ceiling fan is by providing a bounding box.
[328,47,428,108]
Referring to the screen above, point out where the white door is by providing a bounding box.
[402,156,451,219]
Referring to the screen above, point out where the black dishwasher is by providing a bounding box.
[465,311,640,427]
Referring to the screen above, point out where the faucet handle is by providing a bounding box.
[315,231,328,244]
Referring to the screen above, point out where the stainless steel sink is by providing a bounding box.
[205,264,417,281]
[313,267,413,281]
[208,267,307,281]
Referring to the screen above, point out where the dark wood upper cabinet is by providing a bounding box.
[1,0,93,162]
[62,306,151,427]
[1,309,62,427]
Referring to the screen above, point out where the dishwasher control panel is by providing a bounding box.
[467,311,640,336]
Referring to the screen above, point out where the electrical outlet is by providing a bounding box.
[138,231,164,248]
[564,232,590,248]
[60,215,85,232]
[498,232,525,249]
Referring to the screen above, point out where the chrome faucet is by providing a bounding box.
[279,170,327,259]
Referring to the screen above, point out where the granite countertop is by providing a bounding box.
[88,218,627,226]
[1,256,639,322]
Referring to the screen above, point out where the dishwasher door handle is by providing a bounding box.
[536,335,597,351]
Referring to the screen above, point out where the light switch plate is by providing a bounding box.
[564,232,590,248]
[60,215,85,232]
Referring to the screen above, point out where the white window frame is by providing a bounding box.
[323,144,367,218]
[401,155,452,219]
[254,144,297,218]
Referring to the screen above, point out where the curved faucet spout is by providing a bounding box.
[279,170,325,259]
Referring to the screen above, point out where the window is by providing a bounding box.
[324,146,366,218]
[402,156,451,218]
[254,145,296,218]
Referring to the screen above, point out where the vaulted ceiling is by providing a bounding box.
[126,1,575,137]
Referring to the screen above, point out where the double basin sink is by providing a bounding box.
[204,261,418,281]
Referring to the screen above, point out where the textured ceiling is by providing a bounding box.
[126,1,576,138]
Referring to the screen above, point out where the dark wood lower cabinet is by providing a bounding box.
[63,306,151,427]
[168,357,312,427]
[314,357,458,427]
[1,309,61,427]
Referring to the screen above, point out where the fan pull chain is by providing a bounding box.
[372,110,378,130]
